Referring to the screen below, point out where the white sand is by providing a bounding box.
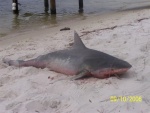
[0,9,150,113]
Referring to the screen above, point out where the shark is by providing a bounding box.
[3,31,132,80]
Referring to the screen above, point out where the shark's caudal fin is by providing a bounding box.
[73,31,86,49]
[2,58,22,67]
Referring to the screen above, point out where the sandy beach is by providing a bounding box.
[0,8,150,113]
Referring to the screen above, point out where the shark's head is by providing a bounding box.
[112,58,132,69]
[107,57,132,75]
[88,56,132,78]
[73,31,132,79]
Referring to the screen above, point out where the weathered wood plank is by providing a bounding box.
[50,0,56,14]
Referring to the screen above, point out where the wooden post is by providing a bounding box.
[79,0,83,13]
[50,0,56,14]
[12,0,19,14]
[44,0,49,12]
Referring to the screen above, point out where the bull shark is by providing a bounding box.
[3,31,132,80]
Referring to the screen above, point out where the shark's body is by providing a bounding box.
[3,32,132,79]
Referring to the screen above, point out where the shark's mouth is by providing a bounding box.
[91,68,130,79]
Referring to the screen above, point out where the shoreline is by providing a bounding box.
[0,8,150,113]
[1,7,149,43]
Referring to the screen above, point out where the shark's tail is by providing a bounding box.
[2,58,24,67]
[3,58,46,69]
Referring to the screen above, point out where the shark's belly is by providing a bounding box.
[47,57,81,75]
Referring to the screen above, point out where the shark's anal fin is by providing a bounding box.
[70,70,89,80]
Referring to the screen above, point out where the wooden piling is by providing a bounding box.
[50,0,56,14]
[79,0,83,12]
[12,0,19,14]
[44,0,49,12]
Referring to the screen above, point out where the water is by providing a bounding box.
[0,0,150,35]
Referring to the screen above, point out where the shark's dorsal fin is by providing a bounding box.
[73,31,86,49]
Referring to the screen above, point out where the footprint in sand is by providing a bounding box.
[0,61,8,69]
[140,41,150,53]
[0,76,11,87]
[6,101,22,111]
[25,100,61,112]
[24,67,39,76]
[1,91,18,100]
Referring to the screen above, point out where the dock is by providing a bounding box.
[12,0,84,14]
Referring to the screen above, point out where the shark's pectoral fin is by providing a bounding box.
[70,70,89,80]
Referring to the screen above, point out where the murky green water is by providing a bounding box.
[0,0,150,36]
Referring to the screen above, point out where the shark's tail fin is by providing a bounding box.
[2,58,23,67]
[3,58,46,69]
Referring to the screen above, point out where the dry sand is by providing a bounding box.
[0,8,150,113]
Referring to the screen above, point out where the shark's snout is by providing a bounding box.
[113,59,132,69]
[125,62,132,69]
[122,61,132,69]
